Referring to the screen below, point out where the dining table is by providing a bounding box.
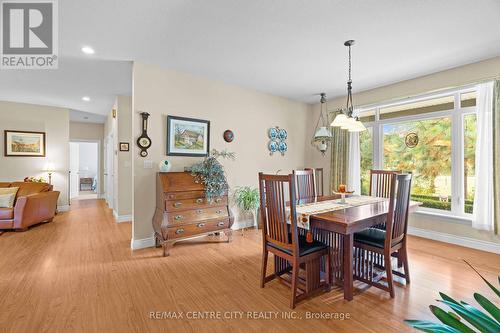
[278,194,421,301]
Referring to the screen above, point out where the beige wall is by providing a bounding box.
[307,56,500,243]
[117,96,133,217]
[132,62,310,241]
[69,121,105,195]
[0,101,69,207]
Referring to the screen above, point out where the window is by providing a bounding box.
[357,86,477,219]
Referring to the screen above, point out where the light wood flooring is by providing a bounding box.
[0,199,498,333]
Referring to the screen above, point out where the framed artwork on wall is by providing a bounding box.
[4,130,46,157]
[119,142,130,151]
[167,116,210,157]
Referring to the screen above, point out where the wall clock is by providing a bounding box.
[405,132,419,148]
[137,112,152,157]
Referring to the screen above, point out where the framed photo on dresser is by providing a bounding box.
[166,116,210,157]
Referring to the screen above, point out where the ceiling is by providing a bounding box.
[1,0,500,115]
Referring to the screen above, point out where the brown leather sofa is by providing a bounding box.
[0,182,60,231]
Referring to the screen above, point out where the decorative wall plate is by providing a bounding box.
[268,127,278,139]
[268,141,278,153]
[278,141,287,155]
[223,130,234,143]
[278,128,288,140]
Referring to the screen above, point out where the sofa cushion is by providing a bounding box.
[0,208,14,220]
[0,182,11,188]
[11,182,51,198]
[0,193,17,208]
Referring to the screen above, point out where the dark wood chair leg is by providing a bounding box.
[325,251,331,290]
[401,246,410,284]
[384,254,395,298]
[290,262,299,309]
[260,250,268,288]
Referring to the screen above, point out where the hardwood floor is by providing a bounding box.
[0,199,498,333]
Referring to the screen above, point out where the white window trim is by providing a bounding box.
[358,85,477,221]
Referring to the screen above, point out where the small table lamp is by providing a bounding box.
[44,162,55,184]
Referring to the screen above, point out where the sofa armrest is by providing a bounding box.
[14,191,60,229]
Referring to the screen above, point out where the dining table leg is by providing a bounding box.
[343,233,354,301]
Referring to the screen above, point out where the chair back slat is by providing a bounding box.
[259,173,298,252]
[305,168,324,196]
[385,174,412,246]
[293,169,316,200]
[369,169,401,198]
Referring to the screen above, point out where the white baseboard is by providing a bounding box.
[112,210,132,223]
[58,205,69,212]
[408,226,500,254]
[131,236,156,250]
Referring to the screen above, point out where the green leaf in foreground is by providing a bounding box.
[474,293,500,322]
[462,260,500,298]
[404,320,461,333]
[439,300,500,333]
[429,305,475,333]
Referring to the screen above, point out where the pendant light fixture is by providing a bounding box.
[311,93,332,155]
[330,40,366,132]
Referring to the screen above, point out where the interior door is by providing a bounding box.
[69,142,80,199]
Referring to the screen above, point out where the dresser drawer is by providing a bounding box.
[164,191,205,201]
[166,207,229,225]
[166,218,230,239]
[165,196,227,212]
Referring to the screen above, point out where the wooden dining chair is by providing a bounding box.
[258,173,330,308]
[352,173,412,298]
[304,168,324,196]
[293,169,316,200]
[369,169,401,198]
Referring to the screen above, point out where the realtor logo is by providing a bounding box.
[1,0,58,69]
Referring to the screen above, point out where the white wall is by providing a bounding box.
[132,62,310,242]
[78,142,98,180]
[0,101,69,207]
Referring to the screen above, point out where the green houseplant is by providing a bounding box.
[233,186,260,228]
[189,149,235,201]
[405,260,500,333]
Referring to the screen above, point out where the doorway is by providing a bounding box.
[69,141,100,201]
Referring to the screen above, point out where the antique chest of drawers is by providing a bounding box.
[153,172,233,256]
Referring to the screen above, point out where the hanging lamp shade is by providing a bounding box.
[330,113,348,127]
[348,118,367,132]
[314,126,332,139]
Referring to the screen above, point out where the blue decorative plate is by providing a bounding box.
[278,141,287,153]
[268,127,278,139]
[278,128,288,140]
[268,140,278,152]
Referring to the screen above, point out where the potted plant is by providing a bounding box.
[233,186,260,229]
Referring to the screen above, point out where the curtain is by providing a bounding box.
[472,81,494,231]
[330,112,350,193]
[348,132,361,194]
[493,79,500,234]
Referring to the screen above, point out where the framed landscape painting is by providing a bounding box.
[4,130,46,157]
[167,116,210,157]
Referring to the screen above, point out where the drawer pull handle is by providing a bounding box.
[196,198,204,204]
[196,209,203,214]
[173,202,182,208]
[215,198,222,203]
[217,222,225,227]
[216,209,224,214]
[175,228,184,234]
[174,215,183,220]
[197,223,206,228]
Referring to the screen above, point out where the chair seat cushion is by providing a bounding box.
[354,228,387,248]
[269,235,328,257]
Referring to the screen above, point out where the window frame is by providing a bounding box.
[356,85,477,220]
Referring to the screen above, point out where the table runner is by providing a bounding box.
[287,195,388,230]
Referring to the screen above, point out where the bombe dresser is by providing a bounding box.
[153,172,234,256]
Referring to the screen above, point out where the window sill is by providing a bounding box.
[413,208,472,225]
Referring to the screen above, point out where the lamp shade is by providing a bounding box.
[340,117,356,130]
[348,118,367,132]
[44,162,55,172]
[314,126,332,140]
[330,113,348,127]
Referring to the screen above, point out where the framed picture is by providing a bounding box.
[4,130,46,157]
[119,142,130,151]
[167,116,210,157]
